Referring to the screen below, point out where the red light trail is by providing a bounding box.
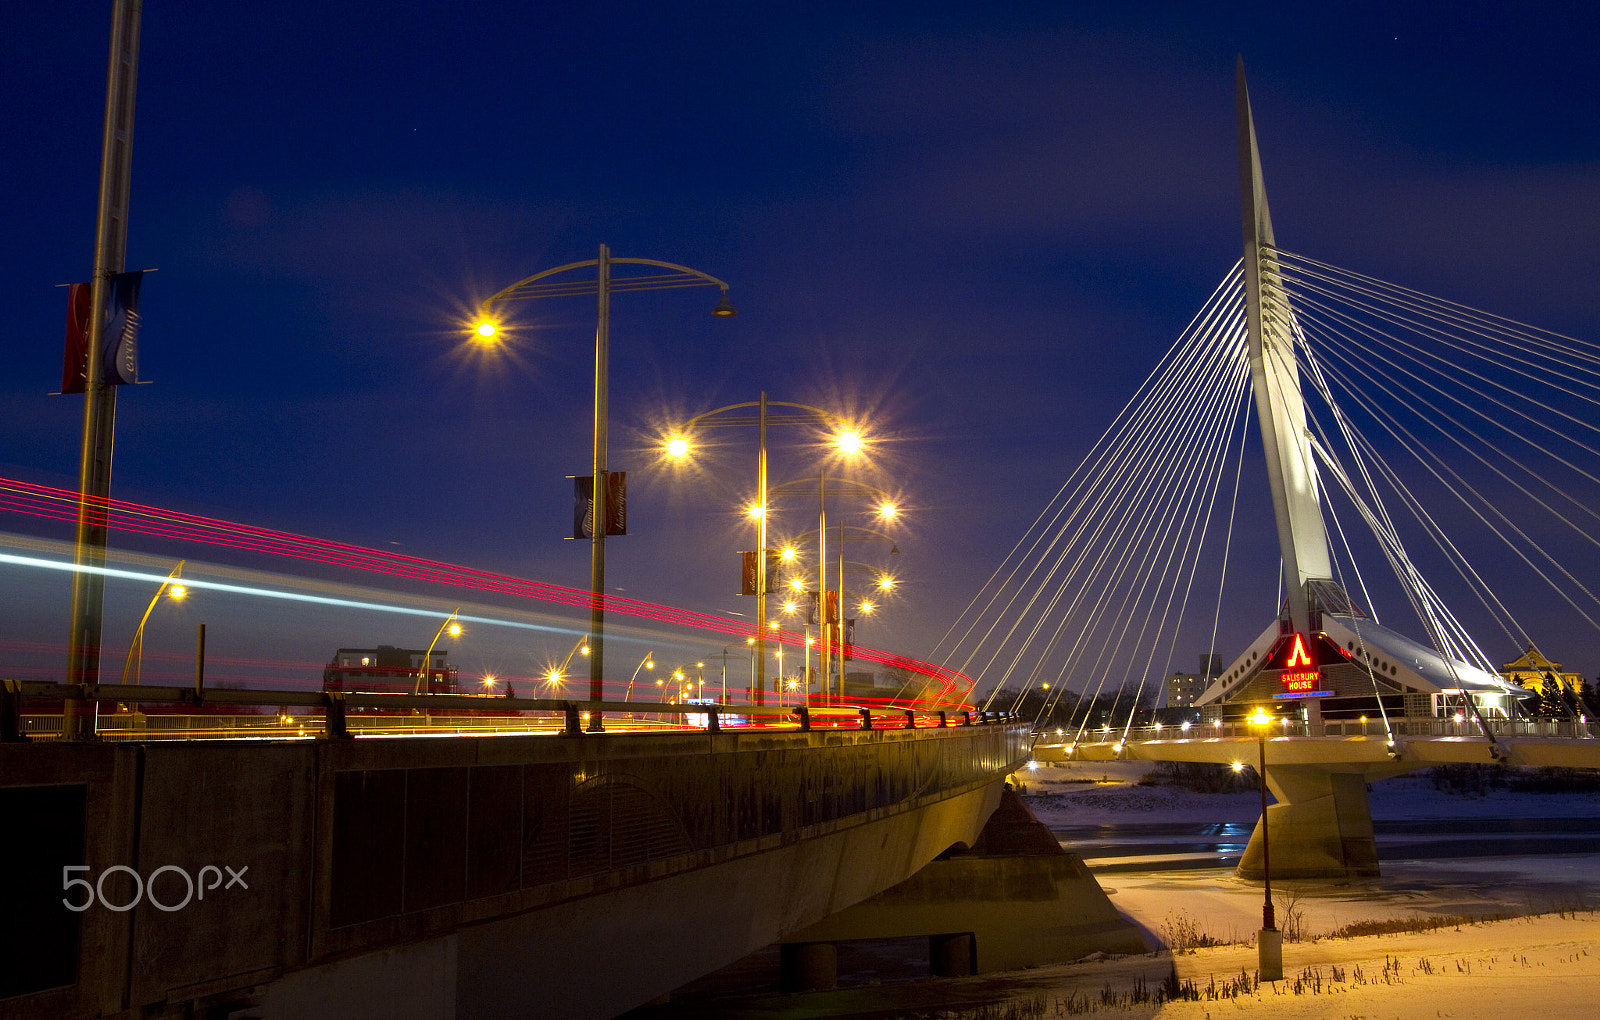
[0,477,972,702]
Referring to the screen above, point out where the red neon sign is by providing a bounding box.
[1285,633,1314,668]
[1280,633,1319,692]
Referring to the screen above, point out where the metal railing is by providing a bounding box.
[1,678,1014,742]
[1050,715,1600,746]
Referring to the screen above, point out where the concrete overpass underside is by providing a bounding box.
[1,721,1030,1020]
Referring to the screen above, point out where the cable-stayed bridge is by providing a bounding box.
[946,64,1600,879]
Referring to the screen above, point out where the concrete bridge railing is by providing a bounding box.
[1,718,1031,1020]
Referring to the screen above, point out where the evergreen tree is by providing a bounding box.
[1579,676,1599,720]
[1539,672,1566,719]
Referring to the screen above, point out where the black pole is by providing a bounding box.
[1260,733,1274,930]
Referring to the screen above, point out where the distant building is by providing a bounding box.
[1166,653,1224,708]
[322,644,458,695]
[1499,644,1585,696]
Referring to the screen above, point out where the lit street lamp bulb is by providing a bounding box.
[877,503,897,519]
[666,436,690,458]
[166,584,187,600]
[448,623,461,636]
[878,576,894,590]
[475,321,497,339]
[836,430,863,455]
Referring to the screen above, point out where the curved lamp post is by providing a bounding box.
[120,560,187,686]
[414,608,461,694]
[664,396,860,702]
[477,245,733,730]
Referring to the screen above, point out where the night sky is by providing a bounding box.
[5,2,1600,692]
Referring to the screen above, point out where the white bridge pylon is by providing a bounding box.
[1192,61,1525,722]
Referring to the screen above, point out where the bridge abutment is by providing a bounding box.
[775,786,1148,974]
[1238,766,1379,879]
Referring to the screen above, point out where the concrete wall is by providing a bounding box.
[0,721,1029,1020]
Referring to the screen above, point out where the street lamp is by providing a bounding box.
[770,482,900,703]
[120,560,187,686]
[478,245,733,730]
[544,635,591,693]
[624,652,656,702]
[664,395,862,701]
[414,608,462,694]
[1247,707,1282,981]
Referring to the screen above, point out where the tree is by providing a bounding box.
[1538,672,1567,719]
[1579,676,1599,720]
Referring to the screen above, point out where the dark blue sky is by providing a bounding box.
[4,2,1600,687]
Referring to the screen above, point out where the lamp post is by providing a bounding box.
[477,245,733,730]
[414,609,461,694]
[120,560,187,686]
[1248,708,1282,981]
[768,478,899,704]
[63,0,144,741]
[624,652,655,702]
[663,397,860,701]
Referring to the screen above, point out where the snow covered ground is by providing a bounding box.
[634,760,1600,1018]
[992,758,1600,1019]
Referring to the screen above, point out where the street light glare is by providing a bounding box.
[878,575,894,590]
[779,546,796,560]
[448,623,462,636]
[746,504,764,519]
[666,436,690,458]
[474,321,497,339]
[836,430,864,455]
[166,584,187,600]
[877,503,897,519]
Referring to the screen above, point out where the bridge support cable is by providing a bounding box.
[1035,314,1251,734]
[954,273,1255,735]
[957,271,1250,718]
[1262,247,1600,732]
[940,267,1247,678]
[1291,315,1600,647]
[1053,349,1246,735]
[1110,357,1255,746]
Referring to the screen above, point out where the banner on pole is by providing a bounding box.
[103,271,143,385]
[572,472,627,539]
[60,283,92,394]
[58,271,144,392]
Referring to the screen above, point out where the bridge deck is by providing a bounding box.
[1,720,1030,1020]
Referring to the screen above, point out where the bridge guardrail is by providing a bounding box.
[1047,715,1600,747]
[0,678,1015,742]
